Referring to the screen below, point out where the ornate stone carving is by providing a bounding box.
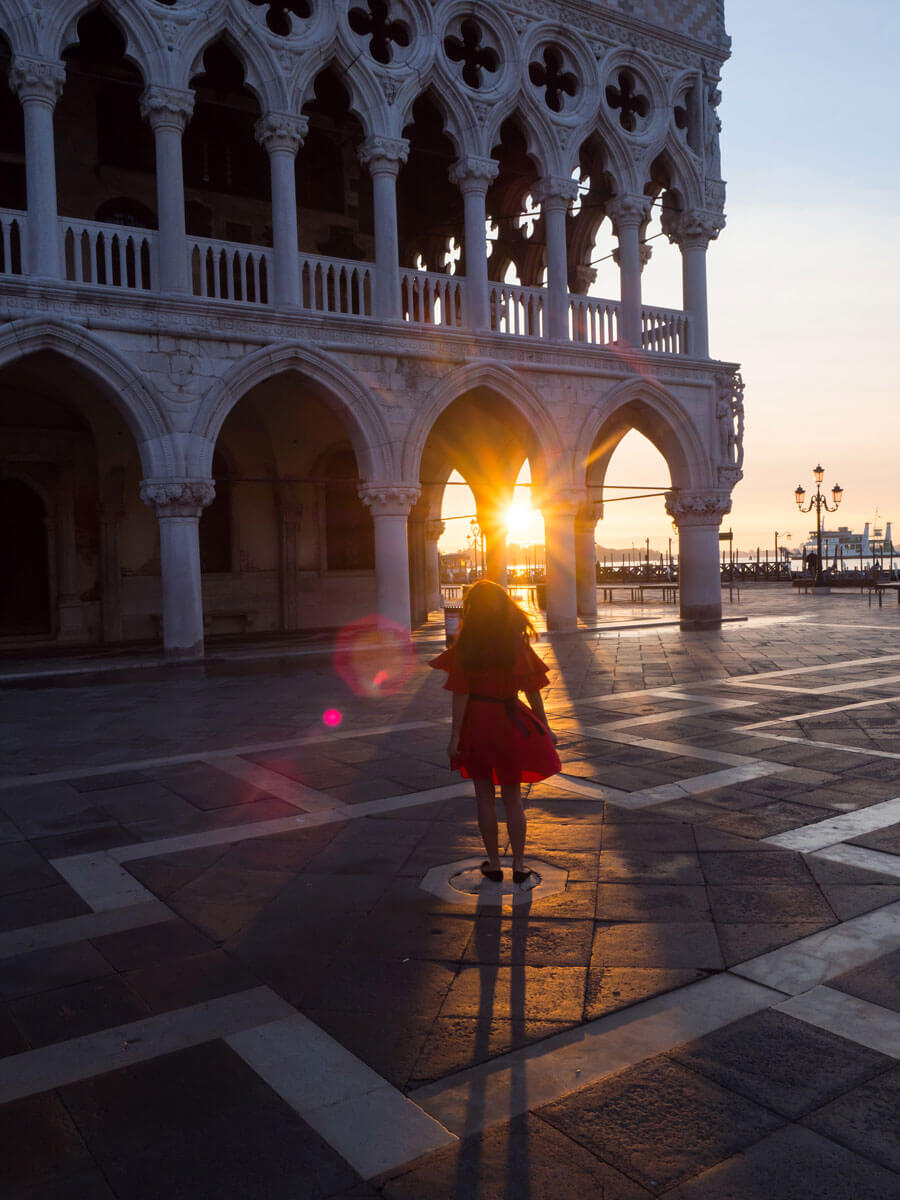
[254,112,308,154]
[358,483,421,517]
[358,136,410,174]
[715,369,744,470]
[425,519,445,541]
[532,176,580,208]
[380,76,401,106]
[705,84,722,178]
[9,56,66,104]
[665,489,732,523]
[717,465,743,489]
[448,156,499,191]
[663,208,726,247]
[606,193,652,230]
[140,479,215,518]
[139,86,195,132]
[612,242,653,270]
[704,177,727,211]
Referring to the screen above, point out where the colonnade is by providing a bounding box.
[7,52,720,350]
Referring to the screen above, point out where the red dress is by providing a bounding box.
[429,641,561,785]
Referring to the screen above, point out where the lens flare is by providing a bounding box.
[323,709,342,727]
[333,616,415,698]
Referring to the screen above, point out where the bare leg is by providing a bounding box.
[500,783,526,871]
[474,778,500,869]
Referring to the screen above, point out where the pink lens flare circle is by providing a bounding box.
[333,615,416,698]
[322,709,342,727]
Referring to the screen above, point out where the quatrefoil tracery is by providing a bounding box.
[528,47,577,113]
[246,0,311,37]
[606,70,650,132]
[348,0,411,65]
[444,19,499,90]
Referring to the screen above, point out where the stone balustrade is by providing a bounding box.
[489,281,545,338]
[400,268,465,328]
[61,217,155,291]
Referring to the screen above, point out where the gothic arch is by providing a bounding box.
[194,342,395,481]
[54,0,164,87]
[181,19,288,113]
[575,377,710,492]
[0,318,172,473]
[295,51,390,140]
[403,361,562,486]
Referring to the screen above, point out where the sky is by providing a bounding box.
[441,0,900,557]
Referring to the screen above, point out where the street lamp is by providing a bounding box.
[467,518,485,578]
[794,465,843,586]
[774,531,790,576]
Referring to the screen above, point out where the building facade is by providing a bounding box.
[0,0,743,655]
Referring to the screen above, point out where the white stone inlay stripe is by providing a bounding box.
[731,673,900,696]
[727,653,900,684]
[766,796,900,852]
[811,843,900,880]
[412,973,782,1138]
[204,756,345,814]
[581,728,765,768]
[775,986,900,1059]
[50,852,160,912]
[731,901,900,995]
[553,774,630,804]
[228,1014,456,1179]
[0,987,295,1104]
[740,732,900,761]
[742,694,900,730]
[0,901,175,961]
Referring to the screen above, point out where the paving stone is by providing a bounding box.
[377,1112,652,1199]
[90,919,215,971]
[147,762,278,810]
[715,921,834,968]
[439,964,587,1021]
[590,921,723,969]
[0,841,62,895]
[829,946,900,1013]
[538,1054,784,1193]
[294,955,458,1019]
[596,884,711,922]
[692,826,781,852]
[409,1015,577,1084]
[461,918,593,966]
[343,911,475,963]
[60,1041,360,1200]
[2,1092,97,1197]
[672,1009,895,1119]
[699,849,815,885]
[122,950,259,1014]
[302,1007,436,1090]
[29,823,138,859]
[706,800,838,838]
[0,884,91,932]
[0,941,113,1001]
[818,883,900,919]
[803,1064,900,1175]
[849,825,900,854]
[707,883,837,925]
[666,1124,900,1200]
[596,851,704,885]
[167,864,295,941]
[601,820,697,853]
[584,965,708,1019]
[10,973,150,1048]
[0,1002,28,1057]
[68,771,150,792]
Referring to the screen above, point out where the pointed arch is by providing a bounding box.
[194,342,395,481]
[54,0,165,87]
[180,18,289,112]
[576,377,711,492]
[0,318,171,473]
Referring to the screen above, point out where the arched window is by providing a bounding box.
[200,451,232,573]
[324,448,374,570]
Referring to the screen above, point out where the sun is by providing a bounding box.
[505,501,533,540]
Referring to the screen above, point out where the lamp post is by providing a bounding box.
[794,466,843,587]
[774,531,790,578]
[467,517,485,578]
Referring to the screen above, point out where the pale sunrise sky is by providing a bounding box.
[441,0,900,557]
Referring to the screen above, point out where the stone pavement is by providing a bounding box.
[1,584,899,1199]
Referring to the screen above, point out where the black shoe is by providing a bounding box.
[512,868,532,885]
[480,861,503,882]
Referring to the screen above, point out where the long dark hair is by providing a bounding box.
[454,579,536,671]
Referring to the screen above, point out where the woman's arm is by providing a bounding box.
[448,691,468,758]
[525,690,558,744]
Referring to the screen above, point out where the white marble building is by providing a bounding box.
[0,0,743,656]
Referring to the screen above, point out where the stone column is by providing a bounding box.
[662,209,725,359]
[666,489,732,630]
[359,483,420,629]
[532,177,579,340]
[278,483,302,630]
[255,112,307,310]
[544,492,580,632]
[139,86,194,294]
[357,137,408,320]
[607,194,651,349]
[10,55,66,278]
[448,156,498,331]
[140,479,215,657]
[575,502,602,620]
[425,519,444,613]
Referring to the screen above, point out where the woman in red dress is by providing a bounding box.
[430,580,560,884]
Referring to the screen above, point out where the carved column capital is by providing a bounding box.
[665,489,732,526]
[575,500,603,529]
[532,176,580,210]
[662,208,726,248]
[10,56,66,105]
[448,156,499,193]
[612,242,652,270]
[358,483,421,518]
[425,519,446,542]
[606,193,652,231]
[139,85,195,132]
[543,488,584,519]
[255,111,308,156]
[358,136,410,175]
[140,478,215,518]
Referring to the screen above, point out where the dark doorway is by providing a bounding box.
[0,479,51,633]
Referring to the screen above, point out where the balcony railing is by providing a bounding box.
[0,211,694,356]
[61,217,155,290]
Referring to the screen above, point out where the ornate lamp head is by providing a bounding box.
[794,484,806,508]
[813,464,825,484]
[832,483,843,506]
